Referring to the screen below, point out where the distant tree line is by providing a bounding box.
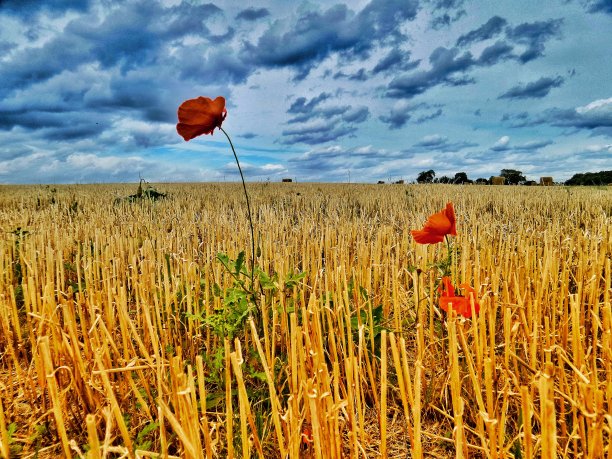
[564,170,612,186]
[416,169,527,185]
[414,169,612,186]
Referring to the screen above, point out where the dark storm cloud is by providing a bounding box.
[0,0,90,15]
[0,0,242,145]
[288,93,332,114]
[427,0,467,29]
[235,7,270,21]
[175,45,251,85]
[333,68,370,81]
[283,93,369,143]
[379,111,412,129]
[502,98,612,134]
[411,135,476,151]
[548,105,612,131]
[501,111,532,127]
[586,0,612,14]
[0,101,111,141]
[379,102,444,128]
[499,76,564,99]
[348,69,368,81]
[281,122,356,145]
[342,107,370,123]
[456,15,507,46]
[477,40,514,65]
[334,49,420,80]
[386,17,564,99]
[505,18,564,63]
[287,106,349,124]
[67,2,228,71]
[0,33,91,95]
[0,145,34,161]
[82,72,177,123]
[372,49,421,75]
[241,0,419,79]
[490,138,553,152]
[415,109,443,123]
[44,122,106,141]
[0,1,228,97]
[0,39,16,53]
[386,47,475,98]
[69,2,167,70]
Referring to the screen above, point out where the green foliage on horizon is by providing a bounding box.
[565,170,612,186]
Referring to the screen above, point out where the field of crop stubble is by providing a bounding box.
[0,183,610,458]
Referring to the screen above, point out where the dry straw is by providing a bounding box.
[0,183,610,457]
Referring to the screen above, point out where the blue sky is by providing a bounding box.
[0,0,610,184]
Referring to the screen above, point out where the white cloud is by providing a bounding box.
[491,135,510,150]
[585,143,612,153]
[576,97,612,115]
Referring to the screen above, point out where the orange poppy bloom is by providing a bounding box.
[176,96,227,141]
[438,276,480,318]
[411,202,457,244]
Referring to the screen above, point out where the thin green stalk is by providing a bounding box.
[445,234,457,289]
[220,126,255,285]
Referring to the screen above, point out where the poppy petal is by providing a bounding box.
[411,229,445,244]
[440,276,455,296]
[438,278,479,318]
[422,210,452,235]
[177,123,213,141]
[176,96,227,141]
[440,297,471,317]
[411,203,456,244]
[444,203,457,236]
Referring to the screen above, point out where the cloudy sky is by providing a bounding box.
[1,0,610,184]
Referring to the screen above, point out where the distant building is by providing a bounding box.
[282,178,293,183]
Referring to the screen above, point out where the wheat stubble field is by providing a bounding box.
[0,183,610,458]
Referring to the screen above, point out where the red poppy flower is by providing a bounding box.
[411,202,457,244]
[438,276,480,318]
[176,96,227,141]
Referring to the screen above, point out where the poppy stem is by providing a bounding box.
[220,126,255,285]
[445,235,455,291]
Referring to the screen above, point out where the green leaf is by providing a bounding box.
[250,371,268,383]
[217,253,231,270]
[224,287,248,306]
[284,270,307,289]
[184,312,204,321]
[257,270,278,290]
[136,422,159,445]
[206,392,225,409]
[372,304,384,323]
[235,251,245,276]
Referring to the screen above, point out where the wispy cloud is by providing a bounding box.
[499,76,565,99]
